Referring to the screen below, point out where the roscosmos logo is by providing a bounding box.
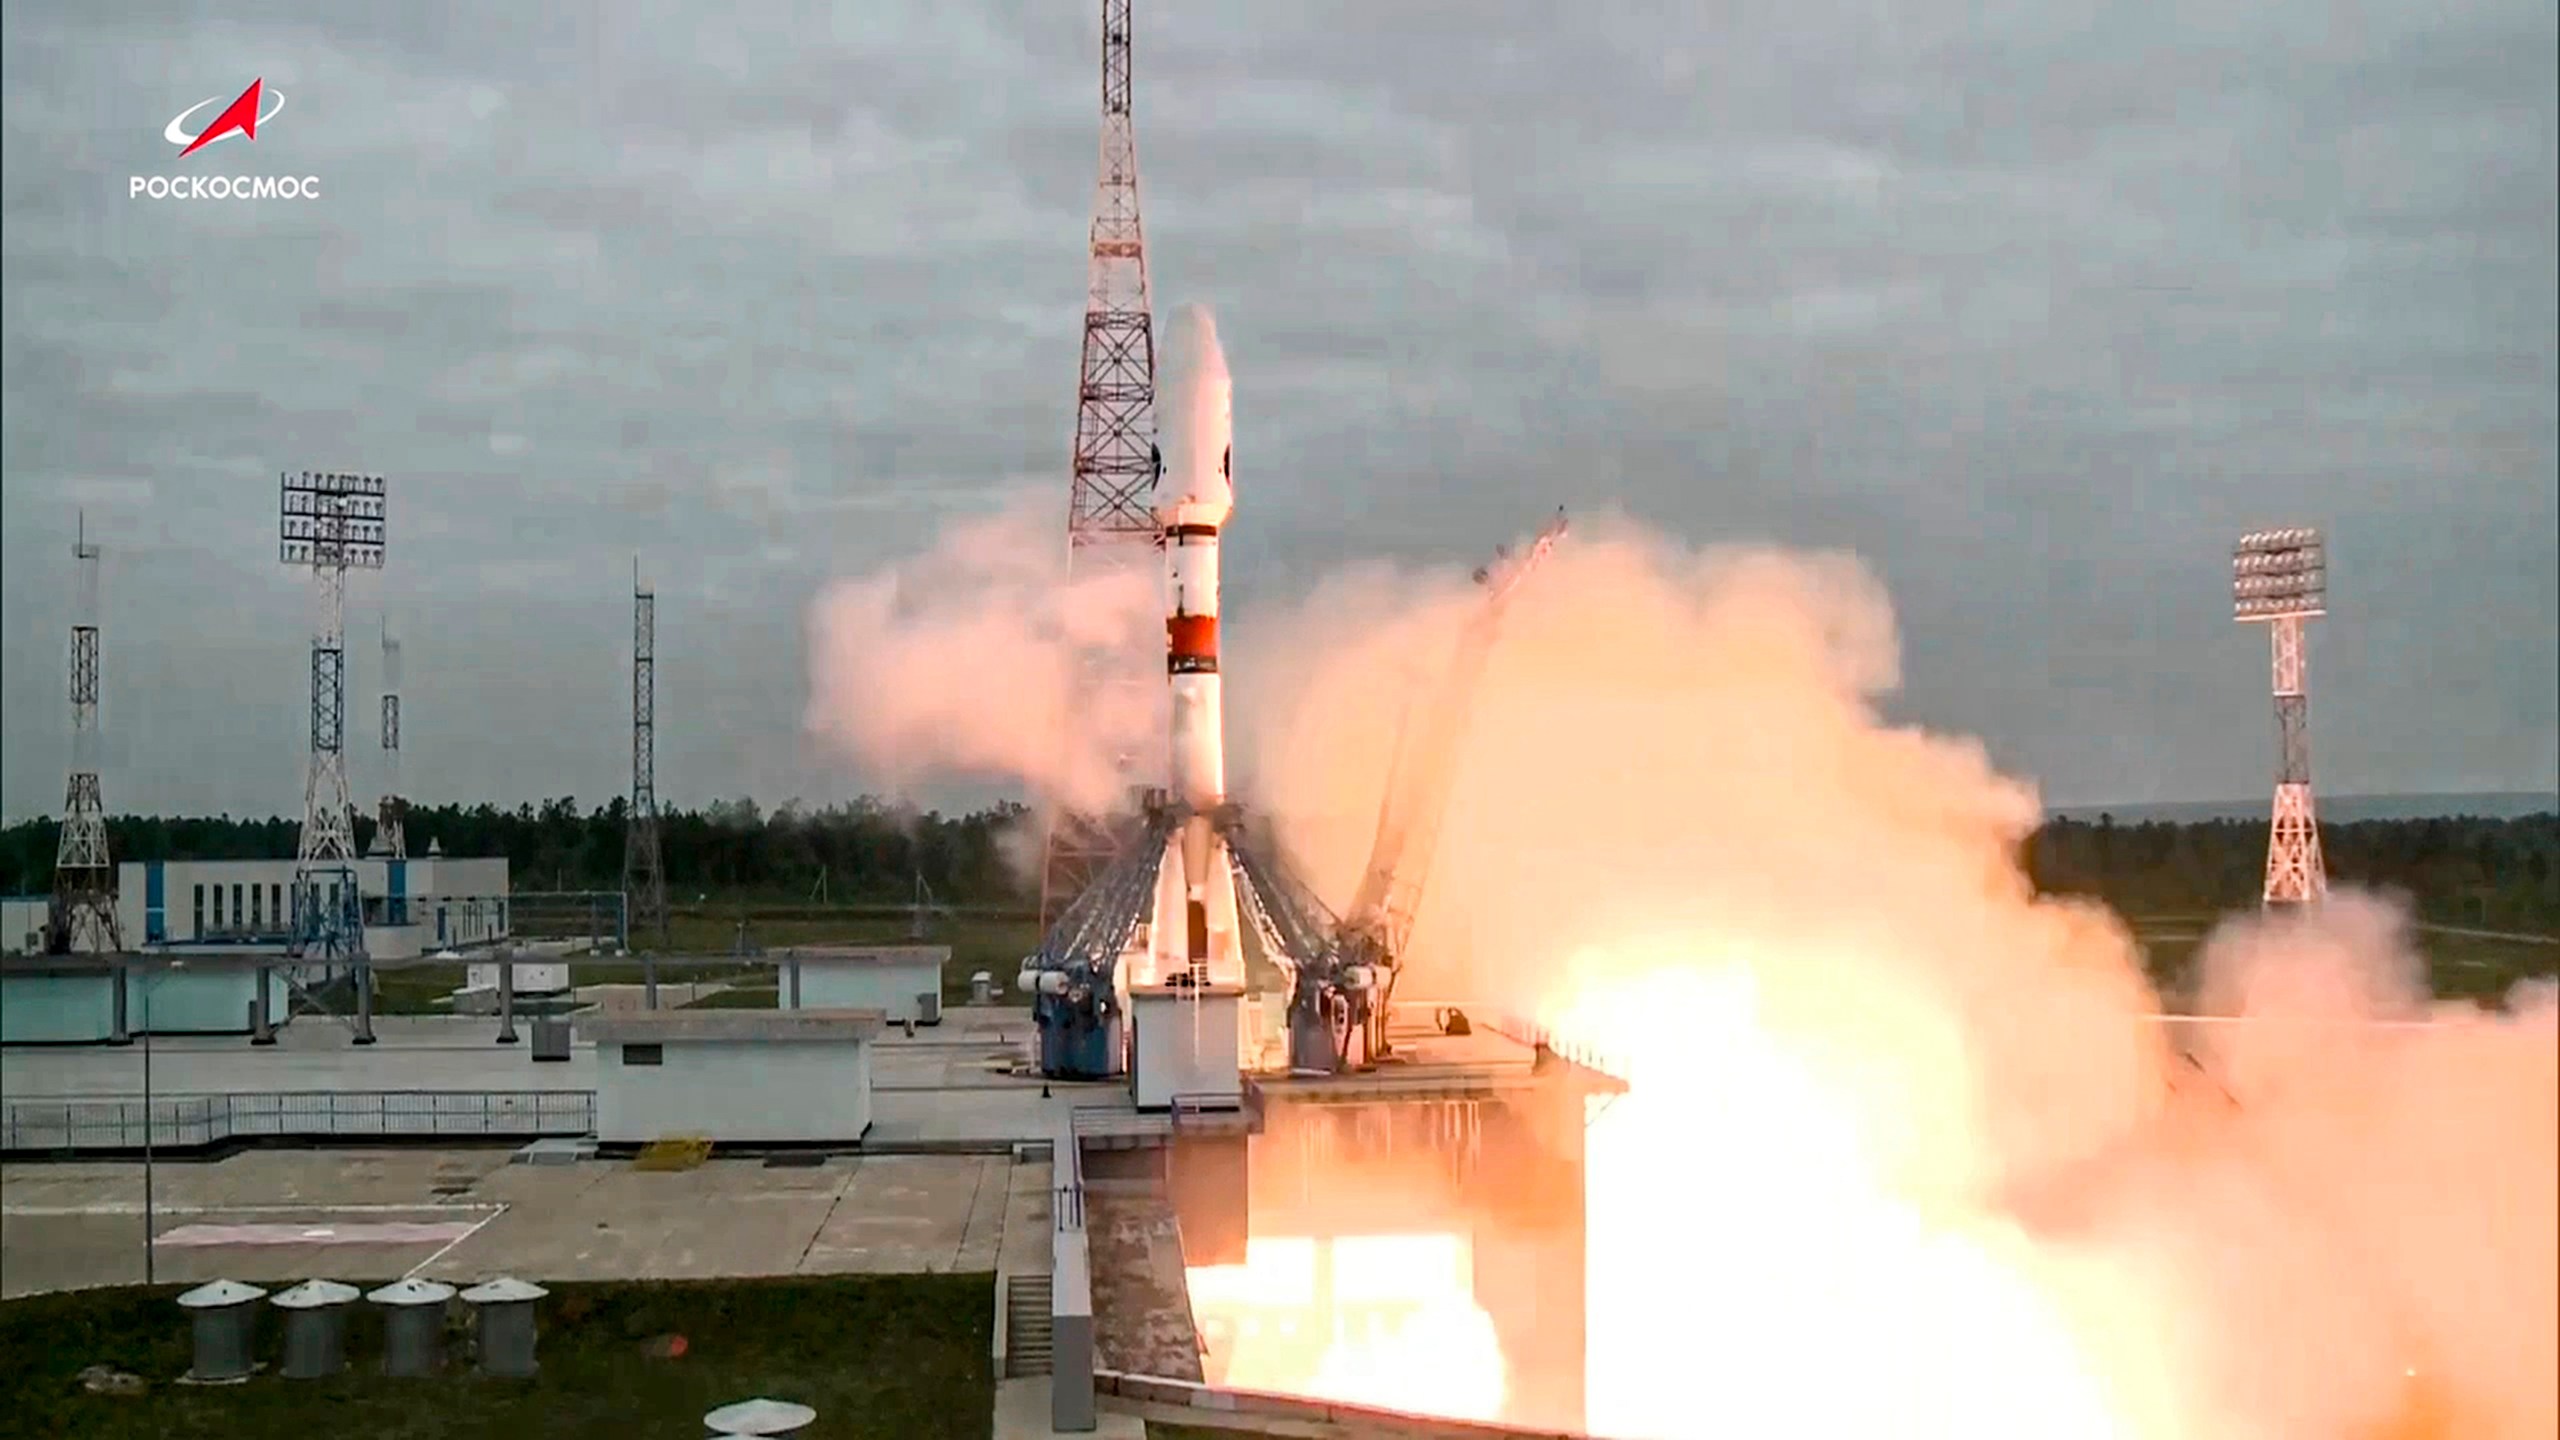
[130,78,321,201]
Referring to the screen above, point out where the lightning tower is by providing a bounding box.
[2233,527,2329,906]
[50,511,121,954]
[280,471,385,955]
[622,560,668,946]
[1039,0,1165,931]
[376,618,406,859]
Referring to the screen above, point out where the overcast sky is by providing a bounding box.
[3,0,2553,823]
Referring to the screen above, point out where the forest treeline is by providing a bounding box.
[0,798,1033,911]
[0,800,2553,932]
[2028,812,2559,931]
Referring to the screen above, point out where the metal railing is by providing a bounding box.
[2,1089,595,1153]
[1481,1011,1632,1084]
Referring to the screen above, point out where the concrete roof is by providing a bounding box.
[577,1007,887,1044]
[786,945,950,966]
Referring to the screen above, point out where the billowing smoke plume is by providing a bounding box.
[803,493,1156,813]
[1237,519,2557,1439]
[799,322,2553,1435]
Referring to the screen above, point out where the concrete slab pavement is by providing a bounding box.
[992,1376,1144,1439]
[0,1147,1051,1297]
[0,1005,1056,1101]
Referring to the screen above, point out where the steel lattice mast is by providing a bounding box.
[280,471,385,955]
[1040,0,1166,932]
[376,617,406,859]
[622,559,668,946]
[2233,527,2329,906]
[51,510,121,954]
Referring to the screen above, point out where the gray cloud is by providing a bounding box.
[3,0,2552,823]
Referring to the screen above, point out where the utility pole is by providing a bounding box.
[1040,0,1166,933]
[377,617,407,860]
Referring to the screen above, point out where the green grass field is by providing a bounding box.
[0,1275,992,1440]
[681,985,782,1010]
[2129,918,2556,1004]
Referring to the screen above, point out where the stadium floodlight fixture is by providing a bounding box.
[279,471,387,569]
[2232,526,2325,621]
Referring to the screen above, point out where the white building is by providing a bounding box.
[581,1009,886,1144]
[113,854,511,960]
[791,945,948,1025]
[1128,981,1245,1112]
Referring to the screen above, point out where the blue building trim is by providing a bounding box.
[144,862,167,944]
[387,859,408,926]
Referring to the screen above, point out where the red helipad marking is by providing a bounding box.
[155,1221,477,1248]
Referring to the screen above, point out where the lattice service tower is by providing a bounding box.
[622,559,668,947]
[376,617,406,859]
[51,511,121,954]
[280,471,386,956]
[2233,527,2329,906]
[1039,0,1167,931]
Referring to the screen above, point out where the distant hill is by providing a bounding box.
[2050,792,2560,825]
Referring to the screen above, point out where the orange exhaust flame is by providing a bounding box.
[1188,1233,1507,1422]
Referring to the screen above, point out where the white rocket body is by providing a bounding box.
[1147,324,1245,989]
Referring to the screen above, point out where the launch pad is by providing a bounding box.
[1067,1017,1621,1433]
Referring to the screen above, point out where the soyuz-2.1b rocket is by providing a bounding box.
[1143,322,1247,990]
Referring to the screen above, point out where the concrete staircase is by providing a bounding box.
[1005,1273,1054,1378]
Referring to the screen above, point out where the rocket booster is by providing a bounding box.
[1158,375,1231,812]
[1149,309,1243,987]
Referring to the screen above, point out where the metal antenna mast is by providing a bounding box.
[1040,0,1166,931]
[622,559,668,947]
[280,471,385,956]
[376,616,406,859]
[51,510,121,954]
[2233,527,2329,906]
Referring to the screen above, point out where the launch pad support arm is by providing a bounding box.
[1344,509,1568,952]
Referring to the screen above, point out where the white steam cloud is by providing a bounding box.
[802,493,1156,812]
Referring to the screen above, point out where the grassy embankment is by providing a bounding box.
[0,1274,992,1440]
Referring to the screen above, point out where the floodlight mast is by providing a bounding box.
[52,510,122,954]
[2232,527,2328,906]
[279,471,386,956]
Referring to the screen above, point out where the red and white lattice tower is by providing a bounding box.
[1039,0,1164,931]
[2233,527,2329,906]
